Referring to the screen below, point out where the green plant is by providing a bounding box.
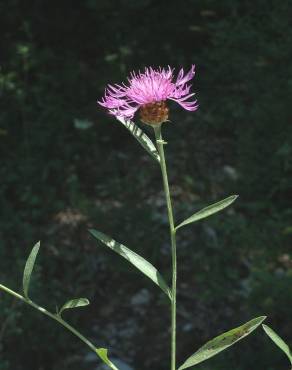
[262,325,292,369]
[0,65,267,369]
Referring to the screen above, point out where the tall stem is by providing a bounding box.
[154,125,177,370]
[0,284,118,370]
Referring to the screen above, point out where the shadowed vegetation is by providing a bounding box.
[0,1,292,369]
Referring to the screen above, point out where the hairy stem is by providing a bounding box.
[154,125,177,370]
[0,284,118,370]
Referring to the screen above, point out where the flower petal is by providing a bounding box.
[170,97,198,111]
[175,65,196,87]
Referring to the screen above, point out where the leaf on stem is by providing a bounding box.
[176,195,238,230]
[262,324,292,364]
[23,241,41,299]
[178,316,266,369]
[96,348,119,370]
[89,229,171,300]
[116,116,160,162]
[59,298,90,316]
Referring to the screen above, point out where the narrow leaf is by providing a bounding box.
[96,348,119,370]
[23,241,40,299]
[116,116,160,162]
[89,229,171,299]
[59,298,90,316]
[179,316,266,369]
[176,195,238,230]
[262,324,292,364]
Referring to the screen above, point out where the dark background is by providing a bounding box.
[1,1,292,369]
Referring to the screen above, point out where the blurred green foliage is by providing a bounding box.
[0,0,292,369]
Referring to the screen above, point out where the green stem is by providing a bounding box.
[0,284,118,370]
[154,125,177,370]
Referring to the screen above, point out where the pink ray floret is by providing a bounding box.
[98,65,198,119]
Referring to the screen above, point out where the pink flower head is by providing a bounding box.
[98,65,198,125]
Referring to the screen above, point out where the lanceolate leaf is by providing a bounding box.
[116,116,160,162]
[59,298,90,316]
[262,324,292,364]
[178,316,266,369]
[96,348,119,370]
[89,229,171,299]
[23,241,41,299]
[176,195,238,230]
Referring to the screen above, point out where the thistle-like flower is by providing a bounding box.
[98,65,198,125]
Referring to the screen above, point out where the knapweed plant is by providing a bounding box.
[0,65,267,370]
